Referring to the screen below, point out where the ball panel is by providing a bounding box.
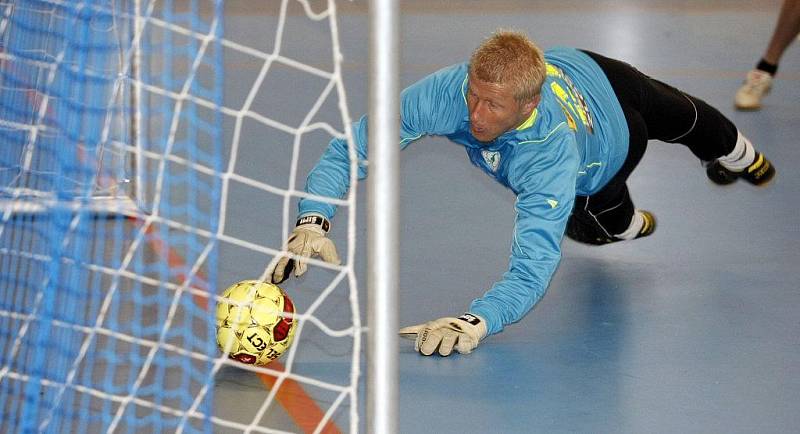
[251,296,280,326]
[214,300,229,325]
[226,304,252,328]
[254,280,283,299]
[240,326,272,354]
[276,290,296,345]
[257,345,285,365]
[233,352,257,364]
[216,326,241,353]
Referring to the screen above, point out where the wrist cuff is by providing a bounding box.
[458,313,487,340]
[458,313,482,326]
[296,214,330,232]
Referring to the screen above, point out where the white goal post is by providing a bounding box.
[367,0,400,433]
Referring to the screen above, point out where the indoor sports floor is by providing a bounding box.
[216,1,800,432]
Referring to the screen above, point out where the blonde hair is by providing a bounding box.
[469,30,546,102]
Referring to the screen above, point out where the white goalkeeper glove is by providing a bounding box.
[270,214,341,284]
[399,313,487,356]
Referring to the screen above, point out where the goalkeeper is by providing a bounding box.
[270,30,776,356]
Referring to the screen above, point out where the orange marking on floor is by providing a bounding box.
[137,220,210,310]
[257,365,343,434]
[129,216,342,433]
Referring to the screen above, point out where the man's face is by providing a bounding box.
[467,76,538,143]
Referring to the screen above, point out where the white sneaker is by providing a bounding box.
[734,69,773,110]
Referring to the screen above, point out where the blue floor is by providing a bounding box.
[220,1,800,432]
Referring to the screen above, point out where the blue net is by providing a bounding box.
[0,1,223,432]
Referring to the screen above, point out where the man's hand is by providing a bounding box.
[270,214,340,284]
[399,313,487,356]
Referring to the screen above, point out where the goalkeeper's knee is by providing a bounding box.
[565,211,616,245]
[566,209,656,245]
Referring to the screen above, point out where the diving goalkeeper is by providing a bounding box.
[269,30,776,357]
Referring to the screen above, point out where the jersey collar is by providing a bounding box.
[515,108,538,131]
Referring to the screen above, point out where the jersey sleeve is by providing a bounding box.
[297,116,369,219]
[298,63,468,219]
[469,129,579,335]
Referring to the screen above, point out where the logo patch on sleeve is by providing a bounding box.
[481,150,501,172]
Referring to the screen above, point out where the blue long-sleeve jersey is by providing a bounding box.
[298,47,629,336]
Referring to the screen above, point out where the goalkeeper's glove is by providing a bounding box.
[399,313,487,356]
[270,214,341,284]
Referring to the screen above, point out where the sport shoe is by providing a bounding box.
[706,152,776,186]
[635,210,656,239]
[734,69,772,110]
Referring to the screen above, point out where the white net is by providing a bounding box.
[211,1,362,432]
[0,0,362,432]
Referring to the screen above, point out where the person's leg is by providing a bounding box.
[641,78,775,186]
[761,0,800,71]
[736,0,800,110]
[584,50,775,186]
[565,101,656,245]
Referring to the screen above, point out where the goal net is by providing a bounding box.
[0,0,362,433]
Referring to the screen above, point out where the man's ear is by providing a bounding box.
[523,93,541,113]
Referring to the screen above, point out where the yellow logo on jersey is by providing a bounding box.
[556,101,578,131]
[546,63,594,134]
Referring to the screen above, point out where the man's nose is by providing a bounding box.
[470,102,485,123]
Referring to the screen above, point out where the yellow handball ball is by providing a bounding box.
[215,280,297,366]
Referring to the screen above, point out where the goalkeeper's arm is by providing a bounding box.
[272,64,468,284]
[269,118,368,284]
[399,144,576,354]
